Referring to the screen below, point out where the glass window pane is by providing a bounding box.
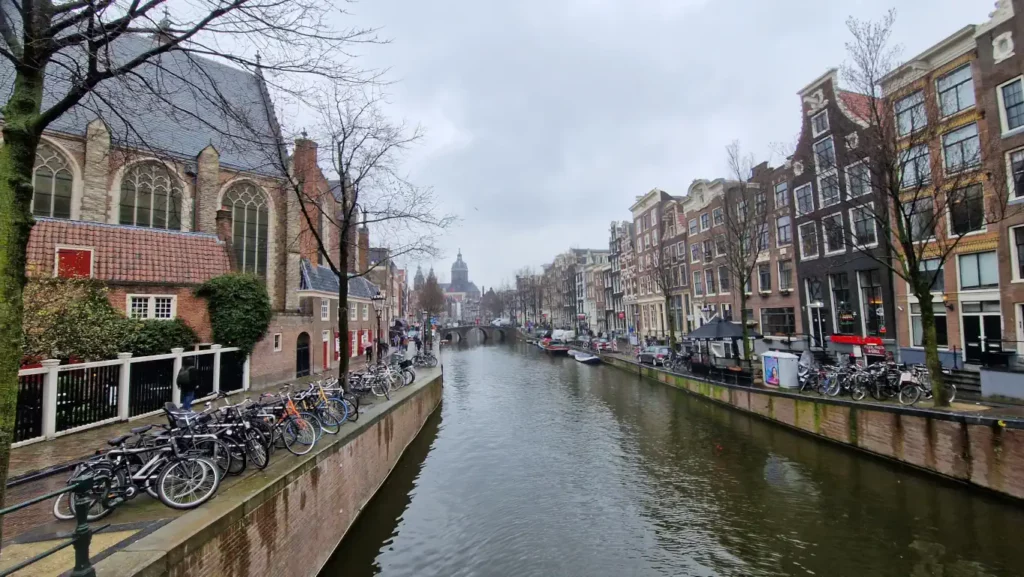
[53,170,72,219]
[33,168,53,217]
[233,205,246,269]
[960,254,980,288]
[979,251,998,286]
[152,187,167,229]
[257,207,269,278]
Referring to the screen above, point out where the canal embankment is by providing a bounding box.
[92,367,443,577]
[602,355,1024,501]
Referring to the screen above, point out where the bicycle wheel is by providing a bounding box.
[341,395,359,422]
[851,383,866,401]
[281,417,317,456]
[193,439,237,477]
[315,404,342,435]
[323,398,349,427]
[300,411,324,441]
[242,427,270,470]
[899,383,921,405]
[157,458,220,510]
[403,368,415,386]
[53,462,123,521]
[825,377,842,397]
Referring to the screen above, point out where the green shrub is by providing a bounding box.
[22,278,132,362]
[122,318,199,357]
[196,274,272,355]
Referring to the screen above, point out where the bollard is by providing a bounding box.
[70,474,97,577]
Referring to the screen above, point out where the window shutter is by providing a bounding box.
[56,249,92,278]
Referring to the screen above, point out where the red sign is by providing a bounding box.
[618,312,625,319]
[863,344,886,356]
[830,335,883,345]
[577,314,586,319]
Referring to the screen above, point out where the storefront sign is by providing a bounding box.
[863,344,886,356]
[830,335,883,345]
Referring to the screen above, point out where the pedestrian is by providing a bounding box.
[414,335,423,353]
[377,338,389,362]
[366,341,373,365]
[176,365,198,411]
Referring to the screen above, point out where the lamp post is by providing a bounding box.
[372,290,385,363]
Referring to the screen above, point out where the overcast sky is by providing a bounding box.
[343,0,991,289]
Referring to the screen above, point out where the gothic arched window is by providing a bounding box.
[32,142,73,219]
[119,162,183,229]
[224,183,269,278]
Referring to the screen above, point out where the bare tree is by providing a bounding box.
[0,0,372,523]
[722,142,776,361]
[419,273,446,320]
[651,212,680,348]
[275,87,453,381]
[831,11,1018,405]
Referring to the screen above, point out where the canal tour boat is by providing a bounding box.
[540,330,572,356]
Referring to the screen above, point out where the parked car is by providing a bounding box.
[637,346,671,366]
[491,318,512,327]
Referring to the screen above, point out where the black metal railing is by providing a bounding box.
[15,373,44,442]
[220,351,245,393]
[56,365,120,433]
[0,473,107,577]
[128,358,175,417]
[184,354,215,399]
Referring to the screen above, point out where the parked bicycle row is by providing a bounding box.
[51,350,437,522]
[796,361,955,406]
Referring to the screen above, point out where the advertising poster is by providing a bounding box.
[764,356,780,387]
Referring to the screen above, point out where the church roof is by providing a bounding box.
[0,30,284,176]
[300,259,379,299]
[451,250,468,272]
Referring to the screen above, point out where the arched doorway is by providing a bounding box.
[296,332,311,377]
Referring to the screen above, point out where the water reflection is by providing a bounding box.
[321,344,1024,577]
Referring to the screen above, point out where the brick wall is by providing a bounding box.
[95,373,444,577]
[107,285,213,341]
[605,355,1024,501]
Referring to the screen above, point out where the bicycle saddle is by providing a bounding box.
[107,434,131,446]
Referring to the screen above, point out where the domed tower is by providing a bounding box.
[414,265,425,290]
[451,249,469,288]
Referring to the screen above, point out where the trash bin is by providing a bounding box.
[762,351,800,389]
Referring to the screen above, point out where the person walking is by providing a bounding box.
[365,341,373,366]
[377,338,389,362]
[176,365,198,411]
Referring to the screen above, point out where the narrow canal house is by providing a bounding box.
[976,0,1024,366]
[880,25,1002,368]
[12,32,374,384]
[792,69,897,361]
[630,189,675,340]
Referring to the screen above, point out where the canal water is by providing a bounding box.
[321,343,1024,577]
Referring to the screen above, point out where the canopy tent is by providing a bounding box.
[685,318,762,340]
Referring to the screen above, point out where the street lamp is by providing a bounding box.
[372,290,385,362]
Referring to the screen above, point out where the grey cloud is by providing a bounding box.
[340,0,990,287]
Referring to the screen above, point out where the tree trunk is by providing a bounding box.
[915,290,949,407]
[0,69,46,540]
[664,292,676,349]
[336,230,350,389]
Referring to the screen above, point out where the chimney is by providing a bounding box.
[215,209,237,270]
[358,228,370,274]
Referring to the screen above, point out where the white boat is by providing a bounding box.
[572,352,601,365]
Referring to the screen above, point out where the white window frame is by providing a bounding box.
[712,207,724,226]
[813,136,836,173]
[798,222,819,260]
[273,333,282,352]
[1006,146,1024,200]
[704,269,716,296]
[362,303,369,321]
[957,251,999,291]
[995,76,1024,136]
[700,212,710,231]
[941,122,981,175]
[778,260,794,291]
[718,266,730,294]
[692,270,704,296]
[126,294,177,320]
[822,212,846,256]
[321,298,330,321]
[349,302,357,321]
[322,329,330,343]
[774,182,789,208]
[946,183,987,237]
[844,159,871,198]
[811,110,829,138]
[1010,225,1024,282]
[775,215,792,247]
[817,170,841,209]
[794,183,814,216]
[53,245,95,278]
[935,63,976,119]
[688,218,699,236]
[690,243,700,263]
[849,202,879,249]
[757,263,771,293]
[895,90,927,137]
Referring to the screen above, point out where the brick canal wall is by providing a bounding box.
[604,356,1024,501]
[96,369,443,577]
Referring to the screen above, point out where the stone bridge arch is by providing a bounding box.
[441,325,516,344]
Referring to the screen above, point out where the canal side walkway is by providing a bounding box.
[0,364,442,577]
